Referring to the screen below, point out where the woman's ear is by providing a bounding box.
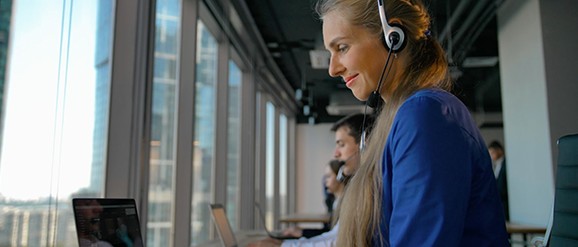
[381,18,407,52]
[387,18,403,26]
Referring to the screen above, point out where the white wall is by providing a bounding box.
[295,123,335,214]
[498,0,578,227]
[498,0,554,226]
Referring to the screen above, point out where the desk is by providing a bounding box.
[197,230,268,247]
[278,213,330,225]
[506,222,546,247]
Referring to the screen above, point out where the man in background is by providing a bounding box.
[259,113,375,245]
[489,140,509,221]
[330,113,373,178]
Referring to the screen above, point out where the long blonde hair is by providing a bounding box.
[316,0,451,246]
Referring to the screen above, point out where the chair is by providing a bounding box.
[532,133,578,246]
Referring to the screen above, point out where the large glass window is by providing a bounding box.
[0,0,113,246]
[0,0,12,141]
[226,60,241,230]
[191,20,218,246]
[279,114,288,216]
[147,0,181,246]
[265,101,276,228]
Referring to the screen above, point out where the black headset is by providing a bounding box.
[366,0,407,108]
[335,152,359,183]
[336,165,348,183]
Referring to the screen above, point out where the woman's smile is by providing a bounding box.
[344,74,359,88]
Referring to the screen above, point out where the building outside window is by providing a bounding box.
[147,0,181,246]
[0,1,114,246]
[226,59,242,230]
[191,20,218,246]
[265,101,276,228]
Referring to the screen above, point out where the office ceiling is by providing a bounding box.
[243,0,504,124]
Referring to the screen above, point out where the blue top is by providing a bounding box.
[378,89,509,246]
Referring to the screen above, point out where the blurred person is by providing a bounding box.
[324,160,347,211]
[322,173,335,232]
[283,159,348,238]
[489,140,509,221]
[248,113,374,247]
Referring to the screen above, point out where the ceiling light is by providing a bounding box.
[303,105,311,116]
[309,50,330,69]
[462,56,499,68]
[308,116,316,125]
[271,52,281,58]
[267,42,279,48]
[449,66,463,79]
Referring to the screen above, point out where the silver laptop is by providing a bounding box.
[255,203,299,240]
[72,198,145,247]
[209,203,239,247]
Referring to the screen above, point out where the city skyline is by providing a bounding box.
[0,1,98,200]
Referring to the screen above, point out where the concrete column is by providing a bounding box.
[497,0,578,226]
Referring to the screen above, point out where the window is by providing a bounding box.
[147,0,181,246]
[191,20,218,245]
[226,60,242,229]
[265,101,276,228]
[0,1,298,246]
[279,114,288,216]
[0,1,114,246]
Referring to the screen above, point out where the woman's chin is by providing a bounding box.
[351,91,369,102]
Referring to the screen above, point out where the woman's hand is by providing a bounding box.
[246,237,283,247]
[282,226,303,238]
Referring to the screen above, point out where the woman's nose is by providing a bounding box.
[328,55,344,78]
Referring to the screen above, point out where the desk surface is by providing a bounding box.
[506,222,547,234]
[278,213,331,224]
[197,230,268,247]
[197,223,545,246]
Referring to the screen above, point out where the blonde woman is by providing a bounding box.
[317,0,509,246]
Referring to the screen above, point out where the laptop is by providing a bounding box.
[254,203,299,240]
[72,198,145,247]
[209,203,239,247]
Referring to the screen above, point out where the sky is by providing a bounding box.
[0,0,98,200]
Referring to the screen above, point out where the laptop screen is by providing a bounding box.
[254,203,271,234]
[209,204,238,247]
[72,198,144,247]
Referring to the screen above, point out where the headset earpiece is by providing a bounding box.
[383,23,406,52]
[378,0,406,52]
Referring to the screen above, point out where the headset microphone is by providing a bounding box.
[366,48,394,108]
[366,87,381,109]
[335,152,359,183]
[336,166,349,183]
